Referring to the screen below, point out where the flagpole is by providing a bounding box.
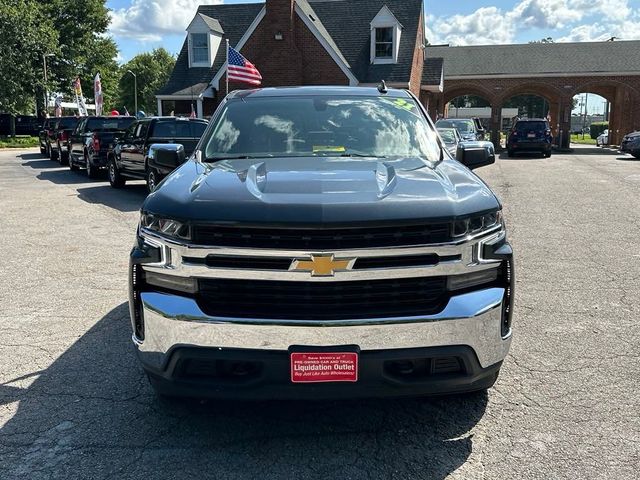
[225,38,230,97]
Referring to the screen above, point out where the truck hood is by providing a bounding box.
[143,156,500,224]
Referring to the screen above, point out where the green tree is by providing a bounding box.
[529,37,554,44]
[118,49,176,115]
[0,0,58,128]
[449,95,490,109]
[37,0,120,110]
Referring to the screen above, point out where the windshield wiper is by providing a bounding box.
[339,153,387,158]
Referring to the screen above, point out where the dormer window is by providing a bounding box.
[190,33,209,65]
[375,27,394,59]
[186,13,224,68]
[370,6,402,64]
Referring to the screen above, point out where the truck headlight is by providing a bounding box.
[453,210,503,238]
[140,213,191,240]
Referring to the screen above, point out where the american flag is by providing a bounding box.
[227,46,262,86]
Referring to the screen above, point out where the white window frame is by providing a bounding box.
[189,32,210,67]
[370,6,402,65]
[373,27,394,61]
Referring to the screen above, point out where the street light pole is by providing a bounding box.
[127,70,137,114]
[43,53,54,116]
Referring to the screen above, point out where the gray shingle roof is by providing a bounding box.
[426,41,640,78]
[158,2,264,96]
[159,0,424,96]
[309,0,423,83]
[422,57,443,85]
[198,13,224,35]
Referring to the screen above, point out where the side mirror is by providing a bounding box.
[148,143,186,170]
[456,141,495,170]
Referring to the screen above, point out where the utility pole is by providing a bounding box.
[127,70,138,115]
[43,53,54,116]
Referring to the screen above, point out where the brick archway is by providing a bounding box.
[435,76,640,148]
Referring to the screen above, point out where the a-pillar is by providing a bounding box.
[490,105,502,150]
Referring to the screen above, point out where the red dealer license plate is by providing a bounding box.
[290,352,358,383]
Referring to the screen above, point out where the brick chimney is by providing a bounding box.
[265,0,295,42]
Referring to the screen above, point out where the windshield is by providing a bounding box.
[438,129,457,144]
[86,117,135,131]
[153,121,207,138]
[202,96,441,162]
[436,119,475,133]
[515,121,548,132]
[57,117,79,129]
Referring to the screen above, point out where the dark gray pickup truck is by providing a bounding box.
[108,117,207,191]
[129,86,514,400]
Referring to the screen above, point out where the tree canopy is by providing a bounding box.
[118,49,176,116]
[0,0,58,115]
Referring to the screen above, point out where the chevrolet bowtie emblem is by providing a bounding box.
[290,254,356,277]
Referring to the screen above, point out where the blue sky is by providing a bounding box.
[106,0,639,114]
[107,0,640,61]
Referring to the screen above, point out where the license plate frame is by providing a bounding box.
[289,347,359,384]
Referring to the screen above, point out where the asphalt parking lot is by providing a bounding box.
[0,145,638,479]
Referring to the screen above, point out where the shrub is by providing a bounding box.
[590,122,608,139]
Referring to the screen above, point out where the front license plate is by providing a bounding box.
[290,352,358,383]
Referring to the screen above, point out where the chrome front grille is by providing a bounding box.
[137,224,505,320]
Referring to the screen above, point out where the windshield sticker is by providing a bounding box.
[313,145,346,153]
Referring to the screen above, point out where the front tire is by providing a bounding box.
[108,157,126,188]
[86,153,98,179]
[69,154,79,171]
[146,167,159,192]
[58,142,68,165]
[49,145,58,161]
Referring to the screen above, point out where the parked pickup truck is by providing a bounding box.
[39,118,55,157]
[68,116,136,178]
[107,117,207,191]
[49,116,79,164]
[129,86,514,400]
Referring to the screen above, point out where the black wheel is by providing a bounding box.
[146,167,159,192]
[108,157,126,188]
[40,146,46,156]
[507,149,514,158]
[49,144,58,161]
[633,153,640,159]
[544,151,551,158]
[86,153,98,179]
[69,154,79,171]
[57,142,68,165]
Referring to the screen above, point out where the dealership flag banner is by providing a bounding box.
[226,45,262,87]
[54,95,63,117]
[94,73,103,116]
[73,77,88,116]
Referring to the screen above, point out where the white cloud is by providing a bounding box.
[427,0,637,46]
[430,7,516,46]
[109,0,223,42]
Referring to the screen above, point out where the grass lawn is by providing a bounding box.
[570,134,597,145]
[0,136,40,148]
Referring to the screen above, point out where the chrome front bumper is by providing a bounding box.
[134,287,512,372]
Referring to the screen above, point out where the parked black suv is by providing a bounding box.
[129,87,514,400]
[108,117,207,191]
[68,116,136,177]
[507,119,552,157]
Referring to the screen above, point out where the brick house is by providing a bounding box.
[156,0,441,117]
